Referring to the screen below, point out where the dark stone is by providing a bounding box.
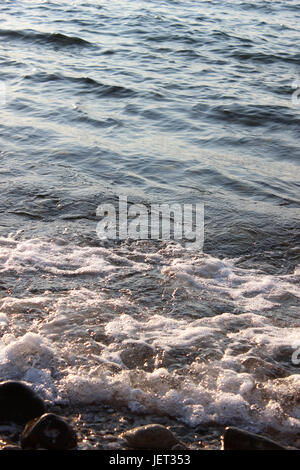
[222,427,287,450]
[0,381,45,423]
[171,443,188,450]
[21,413,77,450]
[1,445,21,450]
[121,424,182,449]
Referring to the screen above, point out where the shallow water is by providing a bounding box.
[0,0,299,448]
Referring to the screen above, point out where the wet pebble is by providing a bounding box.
[221,426,288,450]
[21,413,77,450]
[1,445,22,450]
[120,424,184,449]
[0,381,45,424]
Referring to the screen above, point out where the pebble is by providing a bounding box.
[120,424,183,449]
[21,413,77,450]
[221,426,288,450]
[1,445,21,450]
[0,381,45,424]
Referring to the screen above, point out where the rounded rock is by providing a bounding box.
[0,381,45,424]
[1,445,22,450]
[221,427,287,450]
[21,413,77,450]
[121,424,180,449]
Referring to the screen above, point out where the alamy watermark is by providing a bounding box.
[96,196,204,250]
[291,345,300,366]
[291,76,300,107]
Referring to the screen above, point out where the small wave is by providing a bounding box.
[23,71,136,98]
[72,115,122,129]
[0,29,93,48]
[192,103,300,128]
[229,49,300,65]
[212,30,254,44]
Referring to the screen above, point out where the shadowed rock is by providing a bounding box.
[21,413,77,450]
[0,381,45,424]
[121,424,183,449]
[1,445,21,450]
[221,427,287,450]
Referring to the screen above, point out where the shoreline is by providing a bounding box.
[0,393,299,450]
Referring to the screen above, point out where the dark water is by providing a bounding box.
[0,0,299,448]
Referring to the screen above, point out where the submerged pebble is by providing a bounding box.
[120,342,155,370]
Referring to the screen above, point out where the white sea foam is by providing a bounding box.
[161,254,300,312]
[0,237,299,443]
[0,236,148,276]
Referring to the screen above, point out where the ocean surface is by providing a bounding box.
[0,0,299,448]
